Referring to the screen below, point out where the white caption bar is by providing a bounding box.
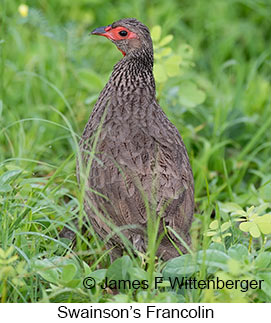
[1,303,270,322]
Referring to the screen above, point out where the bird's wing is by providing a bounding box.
[86,100,192,216]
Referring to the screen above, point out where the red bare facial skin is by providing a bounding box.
[102,26,137,41]
[92,26,138,56]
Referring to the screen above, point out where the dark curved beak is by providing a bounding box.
[91,25,111,36]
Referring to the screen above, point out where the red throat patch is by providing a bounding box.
[118,48,126,56]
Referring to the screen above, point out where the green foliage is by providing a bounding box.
[33,257,81,288]
[151,25,206,107]
[218,203,271,239]
[163,243,271,302]
[0,247,27,302]
[0,0,271,303]
[106,256,132,282]
[206,220,232,243]
[235,206,271,238]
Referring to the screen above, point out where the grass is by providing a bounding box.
[0,0,271,303]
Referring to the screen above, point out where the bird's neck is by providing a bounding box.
[109,49,156,97]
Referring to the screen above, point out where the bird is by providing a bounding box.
[77,18,194,261]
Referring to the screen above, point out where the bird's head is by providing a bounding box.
[91,18,153,57]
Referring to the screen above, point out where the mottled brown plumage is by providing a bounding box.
[78,18,194,260]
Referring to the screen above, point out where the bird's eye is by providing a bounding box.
[119,30,128,37]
